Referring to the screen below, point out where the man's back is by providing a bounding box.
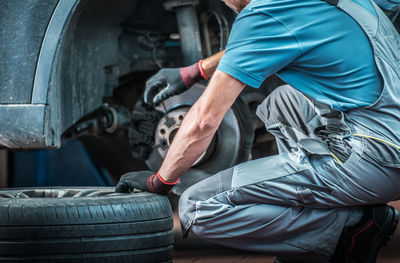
[218,0,382,111]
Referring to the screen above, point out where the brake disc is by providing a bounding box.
[144,82,254,195]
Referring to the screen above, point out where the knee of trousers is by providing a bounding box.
[178,167,234,238]
[179,186,225,240]
[256,84,305,127]
[178,184,198,235]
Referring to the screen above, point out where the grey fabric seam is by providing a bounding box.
[273,177,333,193]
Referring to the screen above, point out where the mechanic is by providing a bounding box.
[116,0,400,262]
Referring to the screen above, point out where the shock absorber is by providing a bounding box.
[164,0,203,65]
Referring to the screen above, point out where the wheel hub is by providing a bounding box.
[154,107,209,166]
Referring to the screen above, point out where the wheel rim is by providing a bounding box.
[0,187,125,199]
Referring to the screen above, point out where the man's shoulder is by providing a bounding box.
[240,0,332,23]
[237,0,336,31]
[245,0,321,12]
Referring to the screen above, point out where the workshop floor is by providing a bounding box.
[173,201,400,263]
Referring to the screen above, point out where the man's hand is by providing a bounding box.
[144,62,204,105]
[144,50,226,105]
[115,170,179,195]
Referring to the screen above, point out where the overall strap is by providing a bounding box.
[321,0,339,6]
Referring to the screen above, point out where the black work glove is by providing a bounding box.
[144,61,206,105]
[115,170,177,195]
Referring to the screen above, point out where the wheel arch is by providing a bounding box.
[0,0,139,149]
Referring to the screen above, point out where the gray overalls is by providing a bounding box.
[178,0,400,261]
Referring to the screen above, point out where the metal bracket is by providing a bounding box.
[164,0,199,11]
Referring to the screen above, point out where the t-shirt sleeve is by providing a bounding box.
[217,9,301,88]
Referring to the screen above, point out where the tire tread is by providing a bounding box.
[0,189,173,263]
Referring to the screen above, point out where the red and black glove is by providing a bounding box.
[144,60,208,105]
[115,170,179,195]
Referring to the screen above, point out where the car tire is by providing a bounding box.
[0,187,173,263]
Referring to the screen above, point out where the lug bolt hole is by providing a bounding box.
[178,115,184,121]
[160,129,166,135]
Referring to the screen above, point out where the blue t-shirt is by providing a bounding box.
[217,0,382,111]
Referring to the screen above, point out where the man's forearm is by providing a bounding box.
[201,50,225,79]
[158,103,218,183]
[157,70,245,183]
